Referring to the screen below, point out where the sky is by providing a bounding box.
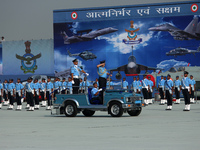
[54,15,200,83]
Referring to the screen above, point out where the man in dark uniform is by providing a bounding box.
[158,75,165,105]
[97,60,112,99]
[174,76,181,104]
[164,74,174,110]
[141,75,149,105]
[91,82,103,104]
[181,71,191,111]
[71,59,88,94]
[26,77,35,111]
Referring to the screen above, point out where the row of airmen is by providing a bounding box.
[0,76,113,111]
[0,77,93,111]
[123,73,196,111]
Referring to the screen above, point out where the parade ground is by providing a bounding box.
[0,101,200,150]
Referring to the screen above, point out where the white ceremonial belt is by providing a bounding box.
[159,86,164,88]
[73,76,79,79]
[27,90,32,93]
[41,89,45,92]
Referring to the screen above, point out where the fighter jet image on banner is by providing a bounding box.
[166,46,200,57]
[149,16,200,40]
[55,69,71,77]
[109,49,162,80]
[61,27,118,44]
[67,50,97,61]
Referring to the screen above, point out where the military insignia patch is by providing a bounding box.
[16,41,41,74]
[123,20,142,45]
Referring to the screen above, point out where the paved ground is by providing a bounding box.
[0,101,200,150]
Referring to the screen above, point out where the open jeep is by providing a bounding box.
[53,89,144,117]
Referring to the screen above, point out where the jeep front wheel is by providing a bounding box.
[64,102,77,117]
[109,102,123,117]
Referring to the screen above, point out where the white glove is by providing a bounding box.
[98,88,103,92]
[72,80,75,84]
[85,73,89,76]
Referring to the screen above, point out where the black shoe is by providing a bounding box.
[183,109,190,111]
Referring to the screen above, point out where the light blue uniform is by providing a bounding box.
[107,81,114,89]
[7,83,15,95]
[46,82,53,92]
[148,80,154,92]
[158,79,165,91]
[40,82,46,92]
[181,77,190,90]
[174,80,181,91]
[62,81,67,91]
[137,80,142,91]
[91,88,99,98]
[189,79,196,91]
[79,82,83,90]
[3,83,8,93]
[0,83,3,95]
[132,80,137,92]
[34,82,41,95]
[16,83,24,96]
[98,67,107,79]
[164,79,173,94]
[54,81,60,90]
[141,78,149,89]
[26,82,34,93]
[82,81,90,92]
[67,81,73,94]
[71,65,82,77]
[122,81,128,89]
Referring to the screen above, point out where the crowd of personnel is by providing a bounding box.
[0,58,196,112]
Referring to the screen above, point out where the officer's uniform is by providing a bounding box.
[164,78,173,110]
[148,79,154,104]
[71,65,82,94]
[136,80,142,93]
[61,80,67,94]
[34,81,40,109]
[40,81,46,107]
[189,77,196,103]
[0,83,3,109]
[67,81,73,94]
[3,82,8,105]
[132,80,137,93]
[79,81,83,93]
[82,80,90,93]
[181,71,191,111]
[174,78,181,104]
[46,81,53,110]
[122,80,128,92]
[91,87,102,104]
[158,77,166,105]
[98,66,107,89]
[106,81,114,89]
[7,82,15,110]
[54,81,60,98]
[141,78,149,105]
[15,82,24,110]
[58,80,62,94]
[26,81,35,111]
